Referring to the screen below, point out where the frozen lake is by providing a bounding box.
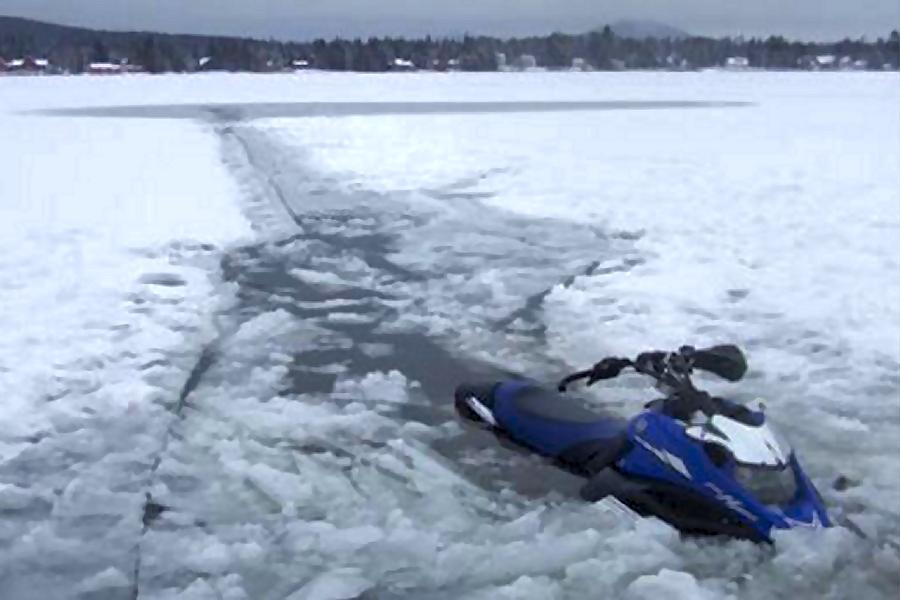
[0,72,898,600]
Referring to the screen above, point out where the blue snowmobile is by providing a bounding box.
[454,345,830,542]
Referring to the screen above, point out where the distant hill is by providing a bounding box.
[0,15,155,47]
[605,19,690,40]
[0,14,87,38]
[0,15,285,72]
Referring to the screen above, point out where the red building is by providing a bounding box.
[5,57,50,73]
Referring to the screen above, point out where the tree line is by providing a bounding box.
[1,16,898,73]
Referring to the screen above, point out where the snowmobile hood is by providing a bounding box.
[620,410,830,541]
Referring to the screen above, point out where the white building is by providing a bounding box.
[571,57,591,71]
[816,55,837,69]
[724,56,749,69]
[391,58,415,71]
[515,54,538,70]
[88,62,121,74]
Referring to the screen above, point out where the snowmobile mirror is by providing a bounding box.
[693,345,747,382]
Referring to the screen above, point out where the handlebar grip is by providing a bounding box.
[557,369,593,392]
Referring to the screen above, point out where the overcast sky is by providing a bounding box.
[1,0,897,41]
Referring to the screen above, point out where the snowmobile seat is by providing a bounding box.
[491,381,629,463]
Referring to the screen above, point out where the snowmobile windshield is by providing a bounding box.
[734,462,798,506]
[686,413,791,467]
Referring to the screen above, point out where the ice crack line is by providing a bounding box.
[127,115,305,600]
[130,344,219,600]
[221,124,305,228]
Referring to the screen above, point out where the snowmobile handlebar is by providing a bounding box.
[557,347,739,421]
[556,350,685,392]
[557,345,747,393]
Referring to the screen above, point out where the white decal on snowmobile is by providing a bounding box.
[466,396,497,426]
[781,511,823,529]
[704,483,758,521]
[634,436,692,480]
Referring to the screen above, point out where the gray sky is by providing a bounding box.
[1,0,897,40]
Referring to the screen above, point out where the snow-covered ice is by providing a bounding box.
[0,78,253,598]
[1,71,898,599]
